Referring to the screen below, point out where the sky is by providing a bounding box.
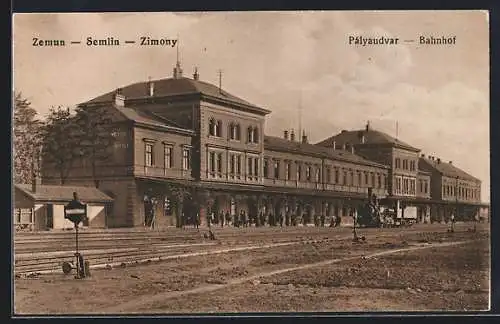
[12,11,490,202]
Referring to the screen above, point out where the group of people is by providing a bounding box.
[202,210,342,228]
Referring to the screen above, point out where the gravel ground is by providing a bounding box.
[14,226,489,314]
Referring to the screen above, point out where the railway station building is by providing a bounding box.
[37,61,487,229]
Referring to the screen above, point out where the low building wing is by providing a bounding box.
[316,128,420,152]
[15,184,114,204]
[264,135,389,169]
[418,158,480,182]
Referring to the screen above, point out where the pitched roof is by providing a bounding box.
[316,127,420,152]
[418,158,480,182]
[114,106,193,133]
[80,76,270,114]
[264,136,388,169]
[15,184,114,203]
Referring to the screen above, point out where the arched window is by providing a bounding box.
[209,118,216,136]
[229,122,235,140]
[253,127,259,143]
[235,124,241,140]
[247,127,253,143]
[229,123,241,140]
[216,120,223,137]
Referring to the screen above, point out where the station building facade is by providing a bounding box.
[39,62,487,228]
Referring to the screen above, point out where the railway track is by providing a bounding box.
[14,224,476,276]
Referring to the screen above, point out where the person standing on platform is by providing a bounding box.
[219,211,225,228]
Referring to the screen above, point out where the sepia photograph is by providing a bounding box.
[12,10,490,315]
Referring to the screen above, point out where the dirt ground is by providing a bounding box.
[14,227,489,314]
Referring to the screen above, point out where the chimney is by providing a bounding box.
[284,130,289,140]
[173,61,183,79]
[428,155,432,160]
[366,121,370,131]
[341,130,347,133]
[148,80,154,96]
[193,67,199,81]
[290,129,295,141]
[114,89,125,107]
[437,158,441,164]
[449,160,453,164]
[332,140,336,150]
[301,130,308,144]
[421,154,425,158]
[358,131,366,144]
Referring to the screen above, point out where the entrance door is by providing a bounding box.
[46,204,53,229]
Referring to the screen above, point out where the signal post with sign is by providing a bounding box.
[63,192,90,279]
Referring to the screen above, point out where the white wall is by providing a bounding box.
[87,205,103,222]
[52,204,82,229]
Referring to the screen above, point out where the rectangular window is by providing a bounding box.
[237,156,241,175]
[182,147,191,170]
[145,143,154,167]
[297,164,302,181]
[395,158,401,169]
[164,145,172,169]
[317,169,321,183]
[229,154,235,174]
[274,160,280,179]
[371,173,375,188]
[210,152,216,173]
[217,153,222,173]
[343,170,347,186]
[335,169,339,184]
[327,168,331,184]
[14,209,21,224]
[357,171,362,187]
[263,159,268,178]
[424,181,428,194]
[306,166,311,181]
[248,157,253,176]
[365,172,369,185]
[254,158,259,177]
[377,174,381,188]
[285,162,290,180]
[395,176,402,194]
